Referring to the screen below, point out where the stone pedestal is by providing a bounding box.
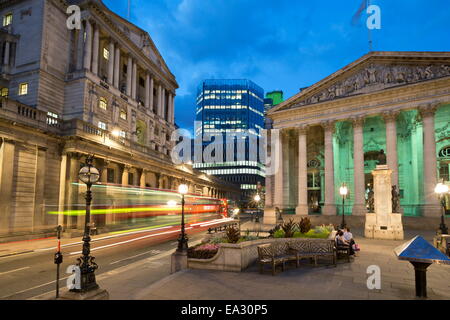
[58,288,109,300]
[263,207,277,225]
[365,165,404,240]
[171,250,188,273]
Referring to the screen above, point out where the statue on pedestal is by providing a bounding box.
[367,188,375,213]
[392,185,400,213]
[377,149,387,165]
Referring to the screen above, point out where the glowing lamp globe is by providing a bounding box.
[254,194,261,202]
[78,165,100,185]
[178,184,188,195]
[435,183,449,195]
[340,185,348,197]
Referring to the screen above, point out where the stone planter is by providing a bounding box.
[188,231,336,272]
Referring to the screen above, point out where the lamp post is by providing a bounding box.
[177,183,189,252]
[339,184,348,230]
[75,155,100,292]
[435,181,449,235]
[254,194,261,223]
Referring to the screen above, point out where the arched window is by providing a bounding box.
[0,87,8,97]
[99,97,107,110]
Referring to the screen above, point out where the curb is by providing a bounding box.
[0,250,34,258]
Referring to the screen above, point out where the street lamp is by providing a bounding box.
[254,194,261,223]
[177,183,189,252]
[435,181,449,235]
[339,184,348,230]
[74,155,100,292]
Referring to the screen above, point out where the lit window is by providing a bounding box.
[47,112,58,125]
[120,109,127,120]
[3,13,12,27]
[103,48,109,60]
[0,87,8,97]
[119,130,126,138]
[18,83,28,95]
[98,121,107,130]
[99,97,107,110]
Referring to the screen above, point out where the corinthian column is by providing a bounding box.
[322,121,336,216]
[107,41,115,84]
[420,104,441,217]
[145,73,150,109]
[131,60,137,100]
[296,125,308,216]
[114,45,120,88]
[91,24,100,75]
[273,130,284,208]
[352,117,366,216]
[126,55,132,96]
[383,111,400,188]
[83,20,93,71]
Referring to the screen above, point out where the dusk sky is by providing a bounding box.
[103,0,450,132]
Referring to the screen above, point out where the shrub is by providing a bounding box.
[281,219,296,238]
[187,244,219,259]
[209,235,226,244]
[225,225,240,244]
[298,217,312,234]
[273,229,285,238]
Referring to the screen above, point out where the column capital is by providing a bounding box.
[320,120,336,133]
[419,103,438,118]
[350,116,365,127]
[296,124,309,135]
[382,110,401,122]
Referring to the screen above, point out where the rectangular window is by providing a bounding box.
[99,98,107,110]
[128,172,134,185]
[98,121,107,130]
[1,87,8,97]
[107,168,115,183]
[3,13,12,27]
[103,48,109,60]
[120,110,127,120]
[18,83,28,95]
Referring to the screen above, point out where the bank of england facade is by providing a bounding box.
[0,0,238,239]
[264,51,450,227]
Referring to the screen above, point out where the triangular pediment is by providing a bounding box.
[271,52,450,113]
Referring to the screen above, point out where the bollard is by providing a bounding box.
[54,225,63,299]
[410,262,432,298]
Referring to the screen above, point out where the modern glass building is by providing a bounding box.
[194,79,265,204]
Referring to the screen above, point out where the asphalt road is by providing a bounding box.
[0,220,231,300]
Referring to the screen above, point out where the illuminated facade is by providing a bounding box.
[0,0,239,240]
[194,79,265,202]
[264,51,450,224]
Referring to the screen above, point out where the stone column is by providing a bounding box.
[273,130,284,208]
[140,169,147,188]
[57,153,68,227]
[322,121,336,216]
[4,41,10,65]
[114,45,120,88]
[107,41,115,84]
[91,24,100,75]
[420,104,441,217]
[145,73,150,109]
[131,60,137,100]
[126,55,133,96]
[157,84,162,117]
[0,139,15,235]
[296,125,308,216]
[171,94,175,123]
[352,117,366,216]
[121,165,130,186]
[383,111,400,188]
[76,27,84,70]
[161,88,166,119]
[167,92,172,123]
[33,147,47,231]
[83,20,93,71]
[150,76,154,113]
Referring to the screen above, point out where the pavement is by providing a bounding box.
[25,226,450,300]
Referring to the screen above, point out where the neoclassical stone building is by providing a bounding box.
[0,0,238,239]
[264,51,450,226]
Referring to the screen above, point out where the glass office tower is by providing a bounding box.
[194,79,265,204]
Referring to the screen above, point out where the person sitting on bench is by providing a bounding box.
[336,230,355,256]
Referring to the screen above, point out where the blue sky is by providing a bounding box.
[103,0,450,132]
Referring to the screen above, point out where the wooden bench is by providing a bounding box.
[257,240,337,275]
[257,243,298,276]
[335,238,351,262]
